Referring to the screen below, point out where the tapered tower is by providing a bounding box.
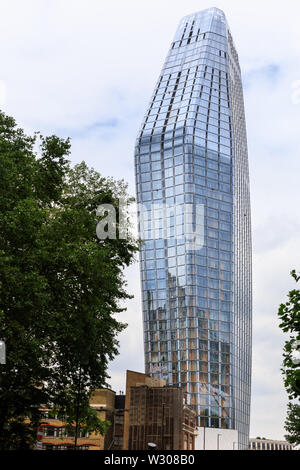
[135,8,252,449]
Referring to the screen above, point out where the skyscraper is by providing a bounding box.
[135,8,252,449]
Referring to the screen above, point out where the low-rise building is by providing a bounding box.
[249,438,294,451]
[195,427,238,450]
[38,388,125,450]
[125,370,197,450]
[34,370,197,451]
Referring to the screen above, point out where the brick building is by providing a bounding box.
[34,370,196,450]
[125,371,196,450]
[38,389,125,450]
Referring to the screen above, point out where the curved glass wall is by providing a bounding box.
[135,8,252,449]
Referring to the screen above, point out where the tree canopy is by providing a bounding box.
[0,110,138,449]
[278,270,300,446]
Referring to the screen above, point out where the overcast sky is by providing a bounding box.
[1,0,300,440]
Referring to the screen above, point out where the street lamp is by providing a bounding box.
[217,433,221,450]
[161,403,166,451]
[148,443,157,450]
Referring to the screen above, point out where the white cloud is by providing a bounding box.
[0,0,299,441]
[0,80,6,106]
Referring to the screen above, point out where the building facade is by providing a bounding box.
[249,438,294,451]
[37,389,125,450]
[195,427,238,450]
[128,381,196,450]
[135,8,252,449]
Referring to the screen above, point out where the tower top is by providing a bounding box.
[175,7,228,43]
[180,7,226,22]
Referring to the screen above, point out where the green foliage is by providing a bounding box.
[0,110,139,449]
[284,403,300,446]
[49,395,111,438]
[278,271,300,447]
[278,270,300,400]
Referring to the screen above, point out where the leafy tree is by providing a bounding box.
[48,392,111,446]
[278,270,300,399]
[0,110,138,449]
[278,270,300,446]
[284,403,300,446]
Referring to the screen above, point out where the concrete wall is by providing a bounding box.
[195,428,238,450]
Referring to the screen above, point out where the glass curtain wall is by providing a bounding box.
[135,8,252,449]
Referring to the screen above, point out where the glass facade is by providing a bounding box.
[135,8,252,449]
